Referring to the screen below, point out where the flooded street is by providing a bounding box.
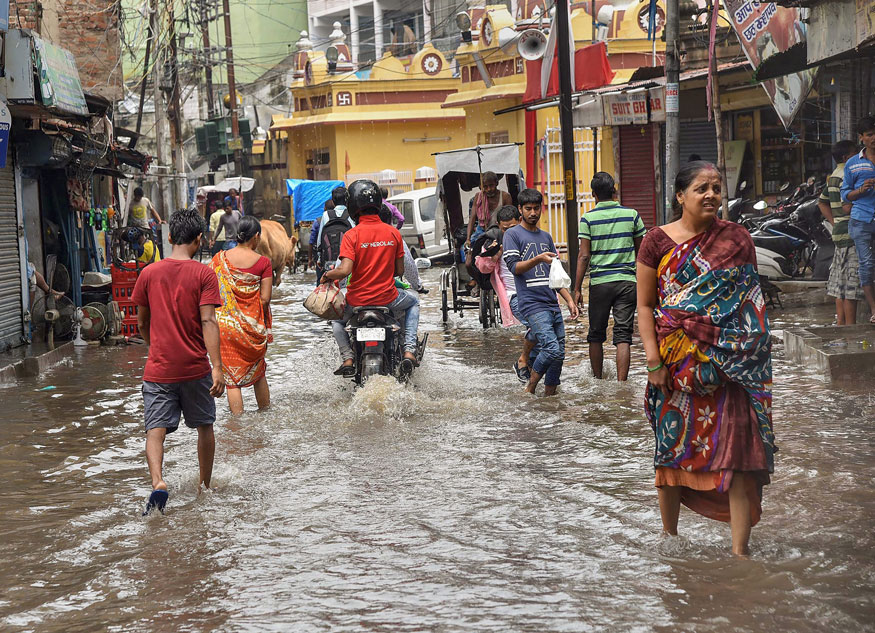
[1,268,873,632]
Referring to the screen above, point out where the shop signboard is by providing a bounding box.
[724,0,816,129]
[573,96,605,127]
[32,36,89,116]
[649,86,666,122]
[735,113,754,142]
[603,92,650,126]
[0,0,9,32]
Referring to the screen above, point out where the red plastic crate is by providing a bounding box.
[116,301,139,321]
[121,319,140,337]
[111,265,139,303]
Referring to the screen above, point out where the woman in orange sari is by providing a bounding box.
[211,216,273,414]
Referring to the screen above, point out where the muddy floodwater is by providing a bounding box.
[1,268,873,632]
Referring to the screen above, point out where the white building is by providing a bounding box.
[306,0,509,64]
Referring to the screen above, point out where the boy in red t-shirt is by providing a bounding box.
[323,180,420,377]
[131,208,225,515]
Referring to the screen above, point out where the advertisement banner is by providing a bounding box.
[32,36,89,116]
[724,0,816,128]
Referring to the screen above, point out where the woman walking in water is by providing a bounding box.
[636,161,775,556]
[211,216,273,414]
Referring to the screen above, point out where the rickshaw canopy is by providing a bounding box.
[433,143,522,179]
[433,143,525,245]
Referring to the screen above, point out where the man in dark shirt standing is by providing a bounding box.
[132,208,225,516]
[503,188,578,395]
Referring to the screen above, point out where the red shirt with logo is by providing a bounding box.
[131,258,222,383]
[339,214,403,307]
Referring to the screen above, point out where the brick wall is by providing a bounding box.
[9,0,123,101]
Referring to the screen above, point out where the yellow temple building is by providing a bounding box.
[270,27,466,192]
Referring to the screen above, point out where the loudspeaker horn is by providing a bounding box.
[498,26,520,55]
[517,28,547,61]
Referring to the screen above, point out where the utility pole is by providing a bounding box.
[222,0,243,174]
[709,0,729,219]
[134,0,157,148]
[168,2,186,212]
[153,6,172,224]
[199,0,216,118]
[556,0,579,278]
[664,0,680,224]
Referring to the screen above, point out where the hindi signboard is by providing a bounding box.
[724,0,816,128]
[33,36,89,116]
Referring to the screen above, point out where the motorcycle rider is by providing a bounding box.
[322,180,421,377]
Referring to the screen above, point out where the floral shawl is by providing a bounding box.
[645,220,775,485]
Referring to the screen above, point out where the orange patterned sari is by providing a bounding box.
[211,251,273,388]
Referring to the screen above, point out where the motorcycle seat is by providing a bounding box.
[352,306,391,315]
[750,232,795,256]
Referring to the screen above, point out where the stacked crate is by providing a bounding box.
[111,265,140,337]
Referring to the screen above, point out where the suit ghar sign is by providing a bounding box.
[603,92,650,125]
[0,100,10,169]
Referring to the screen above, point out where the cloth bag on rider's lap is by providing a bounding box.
[303,282,346,320]
[549,257,571,290]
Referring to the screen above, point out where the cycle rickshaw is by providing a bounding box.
[433,143,524,328]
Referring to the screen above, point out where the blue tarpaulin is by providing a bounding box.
[286,179,344,222]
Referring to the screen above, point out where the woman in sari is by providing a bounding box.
[211,216,273,414]
[636,162,775,556]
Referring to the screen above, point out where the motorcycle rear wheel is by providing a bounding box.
[361,355,384,382]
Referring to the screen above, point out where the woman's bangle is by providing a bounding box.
[646,362,664,373]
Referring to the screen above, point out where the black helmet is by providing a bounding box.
[347,179,382,215]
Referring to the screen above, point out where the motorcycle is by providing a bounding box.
[748,195,831,280]
[345,306,428,387]
[730,178,830,280]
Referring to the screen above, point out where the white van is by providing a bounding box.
[388,187,450,260]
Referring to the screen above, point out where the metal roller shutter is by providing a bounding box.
[0,157,24,349]
[619,125,657,227]
[679,120,719,165]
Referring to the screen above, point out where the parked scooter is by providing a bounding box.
[344,306,428,387]
[748,192,830,280]
[730,178,829,280]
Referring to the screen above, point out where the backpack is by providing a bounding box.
[317,206,353,265]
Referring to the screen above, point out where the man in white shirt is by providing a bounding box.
[128,187,163,230]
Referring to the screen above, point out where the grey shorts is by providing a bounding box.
[143,373,216,433]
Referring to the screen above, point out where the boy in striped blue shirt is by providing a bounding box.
[572,172,645,381]
[503,188,578,395]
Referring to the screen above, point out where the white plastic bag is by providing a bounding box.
[548,257,571,290]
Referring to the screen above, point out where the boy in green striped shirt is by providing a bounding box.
[819,140,861,325]
[572,172,646,381]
